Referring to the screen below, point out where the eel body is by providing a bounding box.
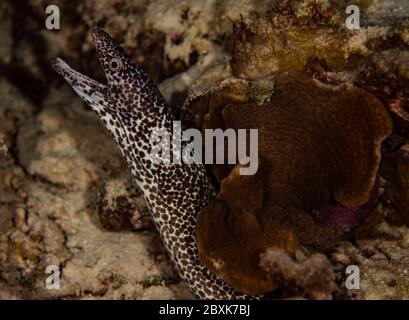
[53,28,250,299]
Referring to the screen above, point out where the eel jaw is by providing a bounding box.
[52,57,109,112]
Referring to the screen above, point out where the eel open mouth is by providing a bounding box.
[51,28,119,102]
[52,56,108,99]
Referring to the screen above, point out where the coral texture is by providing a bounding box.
[1,0,409,300]
[195,71,392,294]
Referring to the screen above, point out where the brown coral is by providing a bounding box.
[197,163,316,294]
[194,71,392,295]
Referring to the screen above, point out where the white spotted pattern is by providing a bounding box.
[53,28,255,299]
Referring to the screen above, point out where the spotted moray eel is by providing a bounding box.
[52,28,252,299]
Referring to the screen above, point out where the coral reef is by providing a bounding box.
[97,174,151,231]
[0,134,7,156]
[195,71,392,294]
[260,248,335,300]
[381,145,409,226]
[1,0,409,300]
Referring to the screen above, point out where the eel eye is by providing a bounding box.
[108,58,123,72]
